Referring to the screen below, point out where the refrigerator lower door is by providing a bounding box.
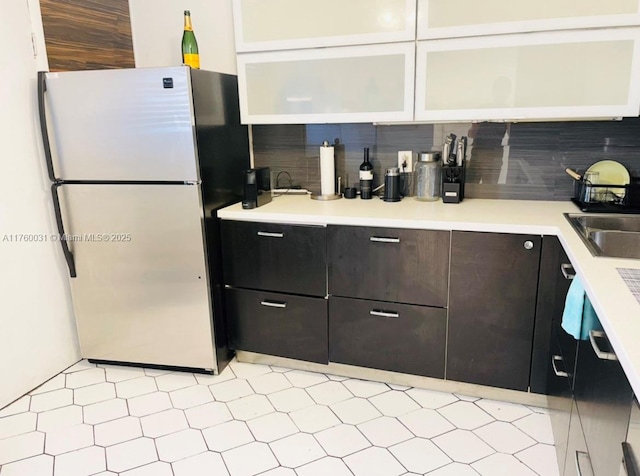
[58,183,216,371]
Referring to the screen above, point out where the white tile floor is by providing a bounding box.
[0,359,560,476]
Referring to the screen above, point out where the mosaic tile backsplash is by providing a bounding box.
[252,118,640,200]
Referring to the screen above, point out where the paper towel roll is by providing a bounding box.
[320,144,335,196]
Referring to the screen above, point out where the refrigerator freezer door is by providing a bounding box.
[44,67,199,182]
[58,183,216,370]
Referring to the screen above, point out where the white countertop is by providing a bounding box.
[218,195,640,397]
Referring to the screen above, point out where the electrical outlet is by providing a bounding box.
[398,150,413,173]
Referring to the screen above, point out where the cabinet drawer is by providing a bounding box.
[226,288,328,364]
[221,221,326,297]
[329,296,446,378]
[328,225,449,307]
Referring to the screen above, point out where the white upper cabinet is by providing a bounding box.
[415,28,640,122]
[417,0,640,39]
[233,0,416,52]
[237,42,415,124]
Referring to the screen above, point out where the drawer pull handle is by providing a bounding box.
[370,237,400,243]
[370,310,399,318]
[257,231,284,238]
[561,263,576,280]
[575,450,593,476]
[589,330,618,361]
[622,442,639,476]
[261,300,287,309]
[551,355,569,378]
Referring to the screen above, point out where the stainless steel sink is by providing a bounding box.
[565,213,640,259]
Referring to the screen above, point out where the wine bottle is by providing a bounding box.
[181,10,200,69]
[359,147,373,200]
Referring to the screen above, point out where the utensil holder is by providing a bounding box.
[442,164,465,203]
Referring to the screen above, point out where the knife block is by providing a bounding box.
[442,164,465,203]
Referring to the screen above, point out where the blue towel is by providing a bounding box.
[561,276,602,340]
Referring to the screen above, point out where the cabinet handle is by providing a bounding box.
[257,231,284,238]
[561,263,576,280]
[370,237,400,243]
[260,300,287,309]
[551,355,570,378]
[589,330,618,361]
[575,450,593,476]
[623,442,639,476]
[370,310,399,318]
[523,240,534,250]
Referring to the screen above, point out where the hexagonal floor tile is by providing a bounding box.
[306,381,352,405]
[105,437,157,473]
[269,433,325,468]
[172,451,229,476]
[0,395,30,417]
[45,423,94,455]
[155,373,198,392]
[64,360,95,374]
[515,443,560,476]
[54,446,106,476]
[0,431,44,465]
[203,420,254,452]
[247,412,298,443]
[226,394,275,421]
[209,379,254,402]
[475,399,533,422]
[155,428,207,462]
[472,453,537,476]
[343,446,405,476]
[100,364,146,383]
[433,429,495,464]
[290,405,340,433]
[0,454,53,476]
[405,388,458,409]
[283,370,328,388]
[127,392,172,417]
[474,421,536,453]
[357,417,413,447]
[399,408,455,439]
[369,391,419,417]
[95,416,143,447]
[267,387,315,413]
[30,374,65,395]
[330,398,381,425]
[74,382,116,406]
[229,361,272,379]
[185,401,232,429]
[169,385,213,409]
[222,441,279,476]
[141,408,188,438]
[115,377,157,399]
[120,461,173,476]
[65,368,106,389]
[427,462,481,476]
[83,398,128,425]
[314,424,370,457]
[296,456,353,476]
[30,388,73,412]
[437,401,494,430]
[342,379,389,398]
[513,413,555,444]
[247,373,292,395]
[0,411,36,439]
[389,437,452,473]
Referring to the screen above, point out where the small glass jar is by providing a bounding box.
[415,152,442,201]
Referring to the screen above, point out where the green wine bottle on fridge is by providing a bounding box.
[181,10,200,69]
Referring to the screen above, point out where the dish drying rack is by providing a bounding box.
[572,177,640,213]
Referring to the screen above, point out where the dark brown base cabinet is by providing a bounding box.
[226,288,328,364]
[329,296,446,378]
[328,225,450,307]
[447,231,542,391]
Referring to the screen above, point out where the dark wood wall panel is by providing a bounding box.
[40,0,135,71]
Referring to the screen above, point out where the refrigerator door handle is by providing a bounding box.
[51,183,77,278]
[38,71,58,182]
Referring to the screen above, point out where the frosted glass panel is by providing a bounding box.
[425,0,637,28]
[246,55,406,115]
[425,41,633,111]
[240,0,410,42]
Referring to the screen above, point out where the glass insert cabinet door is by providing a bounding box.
[237,42,415,124]
[233,0,416,52]
[415,28,640,122]
[417,0,640,39]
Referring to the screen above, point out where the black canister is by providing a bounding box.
[383,167,401,202]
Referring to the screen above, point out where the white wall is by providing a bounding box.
[129,0,238,74]
[0,0,80,408]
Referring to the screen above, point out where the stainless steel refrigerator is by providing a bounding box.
[37,66,250,373]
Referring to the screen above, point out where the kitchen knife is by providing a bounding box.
[444,133,457,166]
[456,137,467,167]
